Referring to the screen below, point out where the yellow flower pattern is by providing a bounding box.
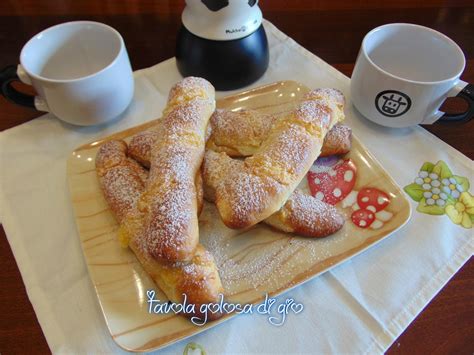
[445,192,474,229]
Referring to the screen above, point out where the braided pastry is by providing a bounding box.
[96,139,223,320]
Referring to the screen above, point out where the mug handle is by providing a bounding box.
[0,65,36,108]
[437,81,474,123]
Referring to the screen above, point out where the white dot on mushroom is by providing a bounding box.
[315,192,324,201]
[343,170,353,182]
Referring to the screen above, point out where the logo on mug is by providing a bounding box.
[375,90,412,117]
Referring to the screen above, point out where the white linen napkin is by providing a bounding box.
[0,20,472,354]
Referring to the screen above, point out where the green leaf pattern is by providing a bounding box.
[416,197,445,215]
[403,183,424,202]
[420,162,435,172]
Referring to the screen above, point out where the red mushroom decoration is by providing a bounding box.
[307,159,357,205]
[307,156,394,230]
[350,188,391,229]
[351,209,376,228]
[357,188,390,212]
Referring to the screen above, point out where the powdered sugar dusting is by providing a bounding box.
[137,77,214,262]
[211,93,341,227]
[96,140,127,170]
[303,88,345,124]
[202,150,244,202]
[198,200,349,294]
[248,125,313,184]
[164,98,213,134]
[96,140,145,223]
[125,113,348,170]
[167,77,214,110]
[321,124,352,156]
[141,181,197,260]
[283,191,344,237]
[148,143,196,187]
[304,88,345,106]
[294,100,331,131]
[207,94,344,228]
[218,171,283,227]
[100,166,144,223]
[128,130,159,167]
[208,109,276,156]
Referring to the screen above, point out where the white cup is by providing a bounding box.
[0,21,134,126]
[351,23,473,128]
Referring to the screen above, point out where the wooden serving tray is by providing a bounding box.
[67,81,411,352]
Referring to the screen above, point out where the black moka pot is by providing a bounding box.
[176,0,269,91]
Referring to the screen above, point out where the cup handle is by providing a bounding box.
[437,80,474,124]
[0,65,49,111]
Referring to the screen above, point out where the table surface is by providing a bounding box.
[0,1,473,354]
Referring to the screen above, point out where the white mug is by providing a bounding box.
[0,21,134,126]
[351,23,473,128]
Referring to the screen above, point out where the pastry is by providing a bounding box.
[95,80,349,324]
[128,112,351,166]
[203,149,344,237]
[320,124,352,157]
[263,190,345,237]
[210,88,345,229]
[127,88,346,236]
[206,109,277,157]
[137,77,215,263]
[96,139,223,321]
[206,109,351,158]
